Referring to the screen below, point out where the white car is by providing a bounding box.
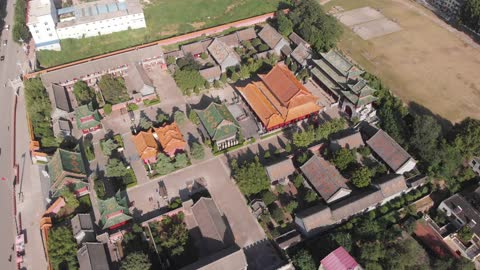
[3,25,9,31]
[3,40,6,46]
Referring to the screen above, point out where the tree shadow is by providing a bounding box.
[408,101,453,134]
[187,132,200,145]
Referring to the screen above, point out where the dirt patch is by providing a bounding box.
[190,21,206,29]
[414,220,459,258]
[333,0,480,122]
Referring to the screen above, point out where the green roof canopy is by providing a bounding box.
[47,149,87,192]
[98,191,132,229]
[196,102,240,141]
[75,103,102,130]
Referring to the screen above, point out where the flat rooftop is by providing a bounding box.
[27,0,54,25]
[57,0,143,28]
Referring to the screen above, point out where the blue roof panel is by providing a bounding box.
[118,2,127,11]
[57,6,75,15]
[107,3,118,12]
[98,4,108,14]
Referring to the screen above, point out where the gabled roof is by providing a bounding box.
[342,78,377,107]
[131,129,158,161]
[191,197,229,254]
[258,24,285,49]
[236,28,257,41]
[291,43,311,65]
[301,155,351,203]
[208,38,240,66]
[181,247,247,270]
[125,62,154,96]
[196,102,240,141]
[289,32,309,47]
[321,246,360,270]
[52,83,73,112]
[376,174,407,198]
[320,50,364,79]
[330,189,384,221]
[199,65,222,81]
[265,158,296,182]
[71,213,94,236]
[296,204,333,232]
[236,63,321,130]
[75,103,102,130]
[48,148,87,186]
[154,122,187,156]
[77,242,110,270]
[181,40,211,55]
[218,33,240,47]
[330,130,365,150]
[98,191,131,230]
[366,129,414,172]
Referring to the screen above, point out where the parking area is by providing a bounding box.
[147,68,186,113]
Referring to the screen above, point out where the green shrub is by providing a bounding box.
[127,103,139,111]
[262,190,277,205]
[103,104,112,115]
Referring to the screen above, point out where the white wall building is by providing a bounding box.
[27,0,61,51]
[27,0,146,51]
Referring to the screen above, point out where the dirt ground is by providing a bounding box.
[325,0,480,123]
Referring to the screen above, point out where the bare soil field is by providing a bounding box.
[325,0,480,123]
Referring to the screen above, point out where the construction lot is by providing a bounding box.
[326,0,480,123]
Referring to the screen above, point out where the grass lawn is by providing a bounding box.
[37,0,283,68]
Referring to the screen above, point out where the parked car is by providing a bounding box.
[3,24,9,30]
[0,56,4,61]
[3,40,7,46]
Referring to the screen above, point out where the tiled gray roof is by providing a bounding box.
[366,129,414,172]
[77,242,109,270]
[52,83,73,112]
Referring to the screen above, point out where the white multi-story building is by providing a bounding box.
[27,0,146,51]
[27,0,61,51]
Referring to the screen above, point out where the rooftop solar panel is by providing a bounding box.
[107,3,118,12]
[91,6,99,16]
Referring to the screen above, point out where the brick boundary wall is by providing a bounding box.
[24,9,288,80]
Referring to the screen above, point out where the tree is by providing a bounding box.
[461,0,480,30]
[156,112,169,124]
[288,0,342,52]
[174,110,186,124]
[173,153,189,169]
[315,118,346,141]
[200,52,208,60]
[258,44,270,52]
[305,189,319,203]
[12,0,30,43]
[293,174,304,188]
[262,190,277,205]
[177,53,201,71]
[285,201,298,213]
[24,78,57,147]
[121,252,152,270]
[102,138,119,156]
[332,148,356,171]
[166,55,176,65]
[276,11,293,36]
[220,73,228,83]
[271,205,285,222]
[48,226,78,270]
[292,249,316,270]
[452,117,480,158]
[105,158,129,178]
[293,127,315,148]
[204,80,211,89]
[458,226,474,243]
[213,80,221,88]
[232,158,270,196]
[188,110,200,125]
[285,143,292,153]
[73,81,96,105]
[150,214,189,256]
[174,69,206,93]
[139,115,153,130]
[61,189,80,210]
[98,74,130,104]
[410,114,441,165]
[333,232,352,252]
[351,167,373,188]
[360,241,386,262]
[104,104,112,115]
[190,142,205,160]
[155,153,176,175]
[230,72,240,82]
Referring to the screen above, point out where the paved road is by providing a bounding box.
[0,0,24,268]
